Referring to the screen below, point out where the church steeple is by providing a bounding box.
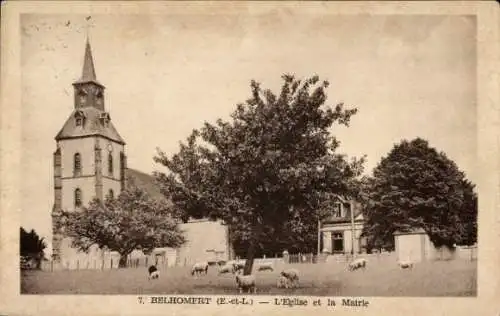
[72,37,105,110]
[80,38,97,83]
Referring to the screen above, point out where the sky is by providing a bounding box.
[20,12,477,246]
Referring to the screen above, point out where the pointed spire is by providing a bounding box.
[81,37,97,81]
[73,37,103,87]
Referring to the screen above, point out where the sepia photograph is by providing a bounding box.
[18,10,480,297]
[1,2,498,315]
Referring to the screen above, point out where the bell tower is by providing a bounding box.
[51,38,127,267]
[72,38,105,111]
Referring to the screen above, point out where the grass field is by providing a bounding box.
[21,259,477,296]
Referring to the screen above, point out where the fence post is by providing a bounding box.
[111,258,113,269]
[77,260,80,270]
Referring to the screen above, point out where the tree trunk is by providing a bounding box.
[243,239,256,276]
[243,219,263,275]
[118,253,128,268]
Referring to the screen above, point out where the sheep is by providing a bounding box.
[232,260,246,274]
[256,261,274,272]
[280,268,300,288]
[235,274,257,294]
[148,265,160,280]
[191,261,209,277]
[218,263,235,275]
[398,260,414,269]
[348,258,367,271]
[276,275,290,289]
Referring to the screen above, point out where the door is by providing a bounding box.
[331,232,344,253]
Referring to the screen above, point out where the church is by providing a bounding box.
[50,39,231,270]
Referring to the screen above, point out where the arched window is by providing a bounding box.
[108,189,114,199]
[74,188,82,207]
[74,153,82,175]
[120,152,125,172]
[108,153,113,176]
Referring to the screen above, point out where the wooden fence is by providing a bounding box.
[40,246,476,272]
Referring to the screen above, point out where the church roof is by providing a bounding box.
[124,168,165,201]
[73,38,104,87]
[55,107,125,144]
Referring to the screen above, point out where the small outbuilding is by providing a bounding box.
[394,228,456,262]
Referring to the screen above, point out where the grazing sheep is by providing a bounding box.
[257,261,274,272]
[218,263,235,275]
[232,260,246,274]
[348,258,367,271]
[398,261,414,269]
[280,268,300,288]
[148,265,160,280]
[276,275,290,289]
[191,261,209,277]
[235,274,257,294]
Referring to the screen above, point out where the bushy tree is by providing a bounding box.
[154,74,365,274]
[361,138,477,250]
[60,183,186,267]
[20,227,47,269]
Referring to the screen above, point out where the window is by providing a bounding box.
[74,188,82,207]
[108,153,113,175]
[100,113,110,127]
[120,152,125,171]
[74,110,86,126]
[74,153,82,175]
[332,232,344,253]
[108,189,114,199]
[333,203,342,217]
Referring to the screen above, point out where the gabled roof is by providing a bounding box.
[322,198,363,224]
[55,107,125,144]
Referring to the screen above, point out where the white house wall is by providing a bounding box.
[395,234,424,262]
[176,220,229,265]
[321,222,364,254]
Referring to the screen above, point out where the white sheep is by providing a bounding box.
[280,268,300,288]
[257,261,274,272]
[235,274,257,294]
[276,275,290,288]
[218,263,235,275]
[148,265,160,280]
[398,260,414,269]
[191,261,209,277]
[348,258,367,271]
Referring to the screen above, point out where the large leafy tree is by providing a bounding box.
[154,74,365,275]
[60,182,186,267]
[20,227,47,269]
[361,138,477,250]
